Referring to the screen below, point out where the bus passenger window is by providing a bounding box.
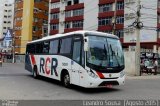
[49,40,59,54]
[60,38,72,54]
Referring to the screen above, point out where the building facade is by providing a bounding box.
[49,0,160,53]
[14,0,49,54]
[0,0,14,52]
[49,0,124,41]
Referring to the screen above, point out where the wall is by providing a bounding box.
[83,0,98,30]
[124,51,136,76]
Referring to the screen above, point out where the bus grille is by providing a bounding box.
[99,81,119,86]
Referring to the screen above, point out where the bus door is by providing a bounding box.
[71,36,82,85]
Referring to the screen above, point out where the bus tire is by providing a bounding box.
[33,65,38,79]
[62,71,70,88]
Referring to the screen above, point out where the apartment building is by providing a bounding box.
[49,0,124,41]
[0,0,14,51]
[49,0,160,53]
[14,0,49,54]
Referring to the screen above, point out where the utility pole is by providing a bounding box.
[135,0,141,76]
[12,33,15,63]
[112,0,117,35]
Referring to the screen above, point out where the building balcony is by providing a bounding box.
[15,20,22,27]
[14,30,22,36]
[65,16,83,22]
[99,0,124,5]
[116,10,124,16]
[157,8,160,14]
[99,0,115,5]
[50,30,59,35]
[157,23,160,28]
[15,10,23,18]
[98,25,113,31]
[65,3,84,11]
[64,28,83,33]
[34,12,48,20]
[33,30,42,37]
[50,8,60,13]
[51,0,60,3]
[34,2,48,11]
[50,19,59,24]
[115,24,124,30]
[98,11,114,18]
[15,1,23,9]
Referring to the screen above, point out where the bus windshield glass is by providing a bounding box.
[86,35,124,71]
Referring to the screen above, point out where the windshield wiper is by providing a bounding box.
[99,44,108,67]
[110,45,120,67]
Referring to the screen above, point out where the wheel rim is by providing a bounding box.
[64,74,70,86]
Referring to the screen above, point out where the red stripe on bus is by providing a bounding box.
[31,55,36,65]
[96,71,105,79]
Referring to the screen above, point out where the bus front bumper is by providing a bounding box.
[80,75,125,88]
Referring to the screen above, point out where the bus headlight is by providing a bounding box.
[87,69,98,79]
[120,71,125,78]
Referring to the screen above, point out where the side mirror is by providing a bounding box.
[84,37,89,51]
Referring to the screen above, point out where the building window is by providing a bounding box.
[116,2,124,10]
[74,0,79,4]
[115,30,123,38]
[51,13,59,19]
[51,2,60,9]
[67,0,72,6]
[99,4,112,13]
[50,24,59,30]
[116,16,124,24]
[65,22,71,29]
[98,18,112,26]
[79,0,84,3]
[34,0,42,2]
[33,18,38,22]
[43,20,48,24]
[73,9,84,16]
[72,21,83,28]
[33,26,39,31]
[65,11,72,17]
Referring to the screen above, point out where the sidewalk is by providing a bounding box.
[126,74,160,79]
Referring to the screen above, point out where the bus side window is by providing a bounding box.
[43,41,50,54]
[49,40,59,54]
[60,38,72,54]
[27,44,35,54]
[35,42,43,54]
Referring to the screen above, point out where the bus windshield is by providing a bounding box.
[86,35,124,71]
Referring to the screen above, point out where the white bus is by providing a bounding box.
[25,31,125,88]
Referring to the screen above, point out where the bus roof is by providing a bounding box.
[27,30,119,44]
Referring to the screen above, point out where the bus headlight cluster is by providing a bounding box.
[87,69,98,79]
[120,71,125,78]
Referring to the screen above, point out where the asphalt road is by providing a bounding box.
[0,63,160,101]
